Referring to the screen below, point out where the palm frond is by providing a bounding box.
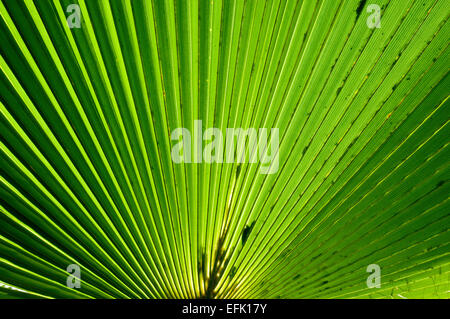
[0,0,449,299]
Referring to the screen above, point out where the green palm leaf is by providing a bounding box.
[0,0,448,299]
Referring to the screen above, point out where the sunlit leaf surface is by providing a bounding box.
[0,0,449,299]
